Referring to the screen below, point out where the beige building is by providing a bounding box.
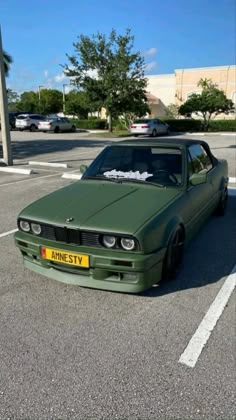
[146,64,236,118]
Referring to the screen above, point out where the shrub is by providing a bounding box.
[208,119,236,132]
[70,119,108,129]
[162,118,236,132]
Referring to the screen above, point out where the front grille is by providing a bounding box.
[40,223,101,247]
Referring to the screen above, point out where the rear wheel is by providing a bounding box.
[54,126,60,133]
[162,226,185,281]
[71,125,76,132]
[30,124,37,132]
[134,134,139,137]
[215,187,228,216]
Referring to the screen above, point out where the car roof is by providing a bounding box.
[117,137,211,149]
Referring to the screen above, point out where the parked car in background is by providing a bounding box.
[130,118,169,137]
[15,114,45,131]
[9,112,24,129]
[15,138,228,293]
[38,117,76,133]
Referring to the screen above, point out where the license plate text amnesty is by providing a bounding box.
[41,247,89,268]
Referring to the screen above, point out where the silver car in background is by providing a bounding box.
[130,118,169,137]
[38,117,76,133]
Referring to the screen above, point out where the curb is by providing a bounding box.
[28,161,68,168]
[0,167,33,175]
[61,173,82,180]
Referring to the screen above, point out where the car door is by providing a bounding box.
[185,144,214,238]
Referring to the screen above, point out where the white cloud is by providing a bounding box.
[144,48,158,58]
[145,61,158,73]
[86,69,98,79]
[44,70,49,78]
[54,72,67,83]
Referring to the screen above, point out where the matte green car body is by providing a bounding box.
[15,139,228,293]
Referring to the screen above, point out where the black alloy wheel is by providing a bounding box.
[162,226,185,281]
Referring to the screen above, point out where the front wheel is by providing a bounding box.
[30,124,37,132]
[215,187,228,216]
[162,226,185,281]
[152,129,157,137]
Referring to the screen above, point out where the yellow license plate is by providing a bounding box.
[41,247,89,268]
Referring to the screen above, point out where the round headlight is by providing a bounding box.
[102,235,116,248]
[19,220,30,232]
[121,237,135,251]
[31,223,42,235]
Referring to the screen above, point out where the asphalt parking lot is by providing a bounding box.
[0,131,235,419]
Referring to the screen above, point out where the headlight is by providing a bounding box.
[121,237,135,251]
[31,223,41,235]
[102,235,116,248]
[19,220,30,232]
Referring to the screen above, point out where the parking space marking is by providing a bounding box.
[0,172,61,188]
[179,264,236,368]
[0,228,18,238]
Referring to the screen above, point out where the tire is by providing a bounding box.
[134,134,139,137]
[54,126,60,133]
[152,129,157,137]
[71,125,76,132]
[30,124,37,132]
[162,226,185,281]
[215,187,228,216]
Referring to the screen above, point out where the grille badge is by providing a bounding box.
[66,217,74,223]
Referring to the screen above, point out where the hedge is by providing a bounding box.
[163,118,236,132]
[70,119,108,129]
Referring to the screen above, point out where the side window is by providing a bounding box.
[188,144,213,174]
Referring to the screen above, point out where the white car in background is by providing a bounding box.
[15,114,46,131]
[38,117,76,133]
[130,118,170,137]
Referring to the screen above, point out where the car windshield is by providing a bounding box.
[83,145,183,187]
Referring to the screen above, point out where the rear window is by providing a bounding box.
[16,115,28,120]
[133,119,151,124]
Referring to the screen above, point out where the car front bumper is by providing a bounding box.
[15,231,166,293]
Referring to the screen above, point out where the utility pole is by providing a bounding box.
[63,84,68,115]
[0,26,12,165]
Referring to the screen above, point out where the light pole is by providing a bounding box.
[63,84,68,115]
[38,85,45,112]
[0,26,12,165]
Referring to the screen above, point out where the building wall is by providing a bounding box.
[146,74,175,117]
[147,65,236,118]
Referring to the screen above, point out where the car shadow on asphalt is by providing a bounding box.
[0,139,113,161]
[141,194,236,298]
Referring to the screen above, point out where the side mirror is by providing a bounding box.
[80,164,88,174]
[189,171,207,186]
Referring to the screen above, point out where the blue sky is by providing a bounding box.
[1,0,235,93]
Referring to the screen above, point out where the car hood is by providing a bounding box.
[20,180,182,235]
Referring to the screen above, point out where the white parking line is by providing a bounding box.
[0,228,18,238]
[0,172,60,188]
[179,264,236,368]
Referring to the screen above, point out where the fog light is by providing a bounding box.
[19,220,30,232]
[31,223,41,235]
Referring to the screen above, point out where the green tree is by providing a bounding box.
[165,103,180,119]
[64,29,149,131]
[17,91,39,113]
[7,88,20,111]
[39,89,63,114]
[3,50,13,76]
[65,89,97,118]
[179,78,234,130]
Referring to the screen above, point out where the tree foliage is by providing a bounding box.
[65,90,98,118]
[7,89,20,111]
[39,89,62,114]
[3,50,13,77]
[179,78,234,130]
[165,103,180,119]
[64,29,150,131]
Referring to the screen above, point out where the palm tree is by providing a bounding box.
[3,50,13,76]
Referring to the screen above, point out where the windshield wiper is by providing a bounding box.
[119,178,165,188]
[83,176,123,184]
